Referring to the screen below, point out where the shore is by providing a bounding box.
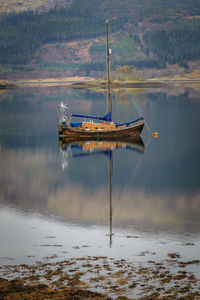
[0,255,200,299]
[1,76,200,91]
[0,81,16,91]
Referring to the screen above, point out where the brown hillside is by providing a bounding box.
[34,39,100,65]
[0,0,72,13]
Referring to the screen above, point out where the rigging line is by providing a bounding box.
[111,41,121,72]
[110,30,131,88]
[111,42,129,88]
[110,29,136,120]
[144,118,152,135]
[111,150,144,224]
[114,136,152,227]
[109,28,142,117]
[109,27,120,67]
[112,62,152,135]
[110,24,152,134]
[118,154,142,200]
[109,32,123,79]
[110,34,152,134]
[116,70,142,118]
[109,25,136,107]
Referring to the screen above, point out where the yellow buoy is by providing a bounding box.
[152,132,158,138]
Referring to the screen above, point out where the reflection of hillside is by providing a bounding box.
[47,185,200,232]
[0,147,57,210]
[0,147,200,232]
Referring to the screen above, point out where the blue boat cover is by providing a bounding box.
[70,121,83,127]
[71,145,83,150]
[73,150,110,158]
[72,112,111,122]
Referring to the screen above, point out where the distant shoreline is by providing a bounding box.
[1,77,200,91]
[0,82,16,90]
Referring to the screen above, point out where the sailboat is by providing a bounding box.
[58,20,144,139]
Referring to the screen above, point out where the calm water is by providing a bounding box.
[0,85,200,271]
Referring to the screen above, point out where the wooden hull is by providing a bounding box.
[58,119,144,139]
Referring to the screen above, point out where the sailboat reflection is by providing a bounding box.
[58,137,145,247]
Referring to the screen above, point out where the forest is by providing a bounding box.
[0,9,121,65]
[143,21,200,68]
[0,0,200,73]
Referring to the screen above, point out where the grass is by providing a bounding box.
[89,38,140,61]
[38,62,72,72]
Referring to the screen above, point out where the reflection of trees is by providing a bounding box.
[0,147,200,232]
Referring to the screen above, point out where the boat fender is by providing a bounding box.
[152,132,158,138]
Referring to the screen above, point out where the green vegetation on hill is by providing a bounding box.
[143,21,200,68]
[0,0,200,76]
[90,39,140,59]
[0,8,121,65]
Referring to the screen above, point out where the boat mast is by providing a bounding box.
[106,20,112,121]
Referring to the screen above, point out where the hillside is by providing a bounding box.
[0,0,72,14]
[0,0,200,79]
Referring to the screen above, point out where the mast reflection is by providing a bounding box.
[58,137,145,246]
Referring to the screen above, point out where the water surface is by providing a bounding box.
[0,85,199,274]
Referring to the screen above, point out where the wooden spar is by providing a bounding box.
[106,20,112,121]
